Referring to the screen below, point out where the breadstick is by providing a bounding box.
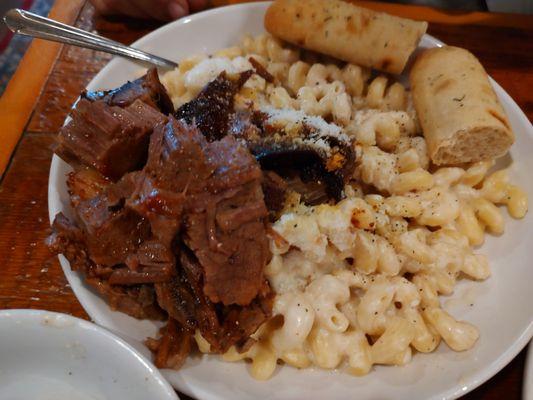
[264,0,427,74]
[410,46,514,165]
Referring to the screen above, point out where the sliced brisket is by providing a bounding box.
[48,68,288,366]
[132,117,270,306]
[47,212,165,320]
[70,171,151,267]
[155,249,272,353]
[56,99,167,180]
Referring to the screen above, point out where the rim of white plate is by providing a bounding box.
[48,3,533,400]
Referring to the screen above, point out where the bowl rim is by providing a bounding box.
[0,309,179,400]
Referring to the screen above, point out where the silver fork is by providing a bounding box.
[3,8,178,69]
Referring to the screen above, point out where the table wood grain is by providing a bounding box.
[0,1,531,399]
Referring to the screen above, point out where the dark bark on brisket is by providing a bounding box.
[83,68,174,115]
[228,110,355,202]
[174,70,253,141]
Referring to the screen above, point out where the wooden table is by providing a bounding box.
[0,1,531,398]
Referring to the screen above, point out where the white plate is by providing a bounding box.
[0,309,178,400]
[525,342,533,400]
[48,2,533,399]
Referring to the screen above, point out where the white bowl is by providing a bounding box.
[0,309,178,400]
[48,2,533,399]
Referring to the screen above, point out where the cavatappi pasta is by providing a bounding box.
[161,34,528,380]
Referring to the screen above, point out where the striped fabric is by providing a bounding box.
[0,1,34,52]
[0,0,53,96]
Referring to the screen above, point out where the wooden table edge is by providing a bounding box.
[218,0,533,29]
[355,0,533,29]
[0,0,84,178]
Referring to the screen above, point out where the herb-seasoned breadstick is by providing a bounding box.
[264,0,427,74]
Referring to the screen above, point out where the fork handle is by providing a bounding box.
[3,8,178,69]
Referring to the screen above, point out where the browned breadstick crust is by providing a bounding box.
[264,0,427,74]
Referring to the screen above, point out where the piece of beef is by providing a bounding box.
[155,249,272,354]
[56,99,167,180]
[216,279,273,353]
[47,212,93,274]
[145,318,192,370]
[175,70,253,141]
[262,171,288,216]
[50,166,174,294]
[67,169,176,283]
[248,57,274,83]
[108,240,175,285]
[132,117,270,306]
[47,212,165,320]
[184,198,269,307]
[137,114,210,197]
[121,117,272,352]
[66,167,110,204]
[87,278,165,320]
[69,171,151,267]
[127,118,208,248]
[228,109,355,202]
[48,71,277,367]
[155,249,219,337]
[83,68,174,115]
